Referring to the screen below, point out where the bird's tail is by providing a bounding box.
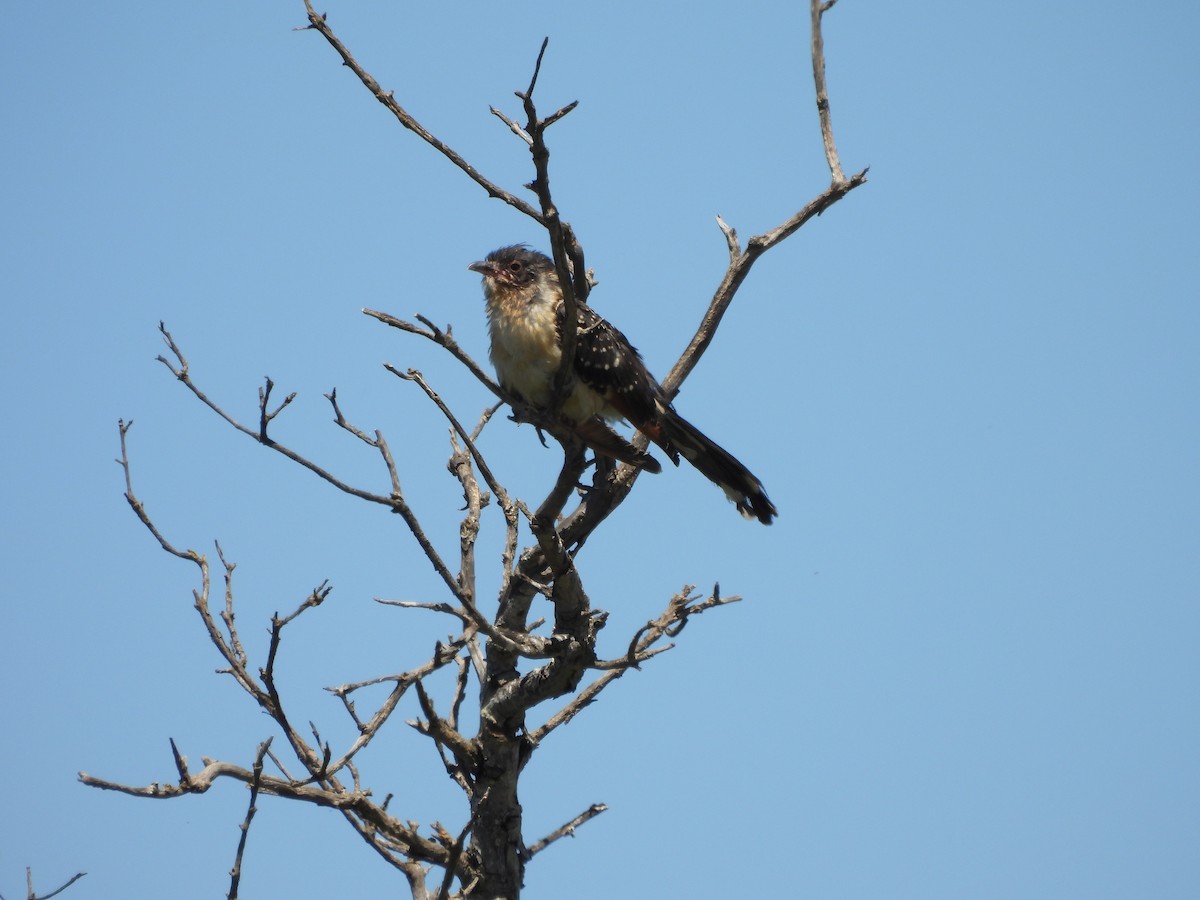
[657,411,777,525]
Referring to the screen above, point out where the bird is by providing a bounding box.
[468,245,777,524]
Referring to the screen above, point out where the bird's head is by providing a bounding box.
[468,245,554,292]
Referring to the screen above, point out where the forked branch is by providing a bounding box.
[298,0,545,225]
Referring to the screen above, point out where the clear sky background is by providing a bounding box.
[2,2,1197,898]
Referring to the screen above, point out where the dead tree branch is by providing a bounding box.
[227,738,272,900]
[662,0,867,398]
[155,323,469,605]
[298,0,545,225]
[10,869,86,900]
[524,803,608,859]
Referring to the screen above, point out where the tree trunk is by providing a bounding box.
[469,722,526,899]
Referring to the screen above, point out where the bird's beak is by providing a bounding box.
[468,260,494,277]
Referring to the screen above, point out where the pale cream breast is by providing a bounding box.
[487,295,612,421]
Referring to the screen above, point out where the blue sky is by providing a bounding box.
[3,2,1197,898]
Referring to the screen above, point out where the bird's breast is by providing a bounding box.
[487,297,610,421]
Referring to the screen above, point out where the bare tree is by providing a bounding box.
[80,3,866,898]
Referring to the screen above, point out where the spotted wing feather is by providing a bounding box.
[559,302,664,429]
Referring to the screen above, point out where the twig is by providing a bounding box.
[169,738,191,787]
[412,679,478,776]
[256,377,297,443]
[375,598,468,623]
[213,543,248,668]
[363,309,503,400]
[389,367,511,513]
[324,640,467,777]
[524,803,608,858]
[155,324,471,606]
[326,388,405,498]
[298,0,546,224]
[489,105,532,146]
[662,167,867,400]
[116,419,202,566]
[79,760,451,867]
[118,423,262,704]
[227,738,273,900]
[19,868,86,900]
[528,586,741,745]
[659,0,867,399]
[811,0,845,182]
[155,325,397,509]
[276,581,332,628]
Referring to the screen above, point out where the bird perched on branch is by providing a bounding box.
[468,245,776,524]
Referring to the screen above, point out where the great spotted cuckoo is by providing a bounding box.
[468,245,776,524]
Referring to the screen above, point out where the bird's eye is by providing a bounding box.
[508,261,523,273]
